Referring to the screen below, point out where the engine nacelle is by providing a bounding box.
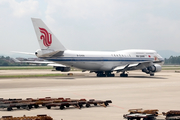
[142,64,162,74]
[55,67,71,72]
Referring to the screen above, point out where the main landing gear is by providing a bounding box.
[96,71,115,77]
[95,71,129,77]
[120,72,128,77]
[150,73,154,76]
[96,71,155,77]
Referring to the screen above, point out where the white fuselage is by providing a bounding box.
[44,49,164,71]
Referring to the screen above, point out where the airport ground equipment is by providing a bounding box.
[0,97,112,111]
[0,101,34,111]
[128,108,159,116]
[162,110,180,120]
[0,97,54,111]
[26,97,59,107]
[0,114,53,120]
[0,98,35,111]
[46,98,112,110]
[123,113,156,120]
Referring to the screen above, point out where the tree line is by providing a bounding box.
[0,56,29,66]
[164,56,180,65]
[0,56,48,66]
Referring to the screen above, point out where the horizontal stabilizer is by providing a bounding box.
[12,51,35,55]
[12,58,55,64]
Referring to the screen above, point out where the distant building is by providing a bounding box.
[16,57,27,61]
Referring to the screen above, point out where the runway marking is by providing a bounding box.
[110,104,125,109]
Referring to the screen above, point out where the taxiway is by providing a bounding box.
[0,70,180,120]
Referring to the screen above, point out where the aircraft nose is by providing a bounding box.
[157,54,164,64]
[159,57,164,61]
[157,54,163,59]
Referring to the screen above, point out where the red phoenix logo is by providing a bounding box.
[39,27,52,47]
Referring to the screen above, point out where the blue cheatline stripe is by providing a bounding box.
[45,57,154,62]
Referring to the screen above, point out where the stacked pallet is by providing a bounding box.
[0,115,53,120]
[0,97,112,111]
[163,110,180,120]
[128,108,159,116]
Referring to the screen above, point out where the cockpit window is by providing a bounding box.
[146,52,154,54]
[157,54,162,58]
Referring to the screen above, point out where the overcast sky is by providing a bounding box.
[1,0,180,56]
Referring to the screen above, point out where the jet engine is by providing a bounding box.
[142,64,162,74]
[55,67,71,72]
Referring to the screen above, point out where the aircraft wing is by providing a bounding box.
[113,62,152,72]
[12,50,64,57]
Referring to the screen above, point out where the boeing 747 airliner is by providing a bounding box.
[31,18,164,77]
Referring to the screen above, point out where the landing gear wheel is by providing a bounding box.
[97,73,106,77]
[150,74,154,76]
[106,74,115,77]
[120,74,128,77]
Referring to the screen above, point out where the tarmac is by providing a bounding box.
[0,70,180,120]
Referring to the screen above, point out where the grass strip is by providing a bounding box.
[162,67,180,70]
[0,74,66,78]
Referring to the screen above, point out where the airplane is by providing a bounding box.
[30,18,164,77]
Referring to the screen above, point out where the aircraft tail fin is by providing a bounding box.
[31,18,66,51]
